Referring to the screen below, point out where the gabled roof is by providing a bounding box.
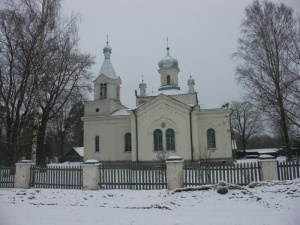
[134,93,193,112]
[72,147,84,157]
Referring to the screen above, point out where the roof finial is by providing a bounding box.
[190,70,192,78]
[106,35,109,45]
[142,74,144,82]
[166,37,170,54]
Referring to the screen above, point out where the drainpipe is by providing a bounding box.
[229,109,234,160]
[189,105,195,161]
[133,109,139,162]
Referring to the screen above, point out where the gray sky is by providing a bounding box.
[62,0,300,109]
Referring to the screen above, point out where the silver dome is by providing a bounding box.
[103,43,112,59]
[158,53,178,69]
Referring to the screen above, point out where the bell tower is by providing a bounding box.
[158,40,180,91]
[94,37,122,102]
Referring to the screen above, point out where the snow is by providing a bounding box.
[148,89,189,96]
[236,156,287,164]
[84,159,100,164]
[73,147,84,157]
[1,179,300,225]
[242,148,279,154]
[111,109,130,116]
[258,154,276,159]
[200,103,226,110]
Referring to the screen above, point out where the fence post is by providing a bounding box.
[14,160,34,189]
[82,159,101,190]
[166,156,184,190]
[258,159,278,181]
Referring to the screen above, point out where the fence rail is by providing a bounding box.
[0,166,15,188]
[184,162,261,186]
[30,166,82,189]
[278,160,300,180]
[99,162,167,190]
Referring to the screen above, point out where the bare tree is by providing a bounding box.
[0,3,36,164]
[231,101,263,155]
[0,0,94,165]
[233,1,300,155]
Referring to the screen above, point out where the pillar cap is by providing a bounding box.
[16,160,34,164]
[83,159,101,165]
[167,156,183,161]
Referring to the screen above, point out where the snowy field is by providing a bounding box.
[1,179,300,225]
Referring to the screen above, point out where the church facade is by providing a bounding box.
[82,42,233,163]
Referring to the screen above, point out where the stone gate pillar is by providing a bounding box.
[166,156,184,190]
[15,160,34,189]
[259,159,278,181]
[82,159,101,190]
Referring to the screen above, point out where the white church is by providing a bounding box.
[82,41,233,163]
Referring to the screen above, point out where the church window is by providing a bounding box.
[95,136,100,152]
[100,83,107,99]
[207,128,216,149]
[125,133,132,152]
[153,129,163,151]
[167,75,171,85]
[166,129,175,150]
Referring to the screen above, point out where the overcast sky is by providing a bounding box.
[62,0,300,109]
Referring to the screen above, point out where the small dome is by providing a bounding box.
[139,81,146,88]
[139,77,146,88]
[188,76,195,85]
[103,43,111,52]
[103,43,112,59]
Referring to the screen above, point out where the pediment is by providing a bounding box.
[136,94,191,114]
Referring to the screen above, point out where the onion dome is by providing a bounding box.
[187,76,195,85]
[158,47,178,69]
[103,42,112,59]
[139,79,147,89]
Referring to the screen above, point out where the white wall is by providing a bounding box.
[196,109,232,161]
[83,116,131,161]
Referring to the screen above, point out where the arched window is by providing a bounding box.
[100,83,107,99]
[166,128,175,150]
[95,136,99,152]
[207,128,216,149]
[153,129,163,151]
[167,75,171,85]
[125,133,131,152]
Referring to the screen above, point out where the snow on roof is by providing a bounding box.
[200,103,224,110]
[73,147,84,157]
[98,59,118,79]
[245,148,278,154]
[147,89,188,96]
[111,109,130,116]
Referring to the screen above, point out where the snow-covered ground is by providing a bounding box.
[1,179,300,225]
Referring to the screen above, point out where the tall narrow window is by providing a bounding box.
[153,129,163,151]
[207,128,216,149]
[100,83,107,99]
[167,75,171,85]
[95,136,99,152]
[125,133,132,152]
[166,128,175,150]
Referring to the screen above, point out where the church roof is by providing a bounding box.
[98,59,118,79]
[146,88,189,97]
